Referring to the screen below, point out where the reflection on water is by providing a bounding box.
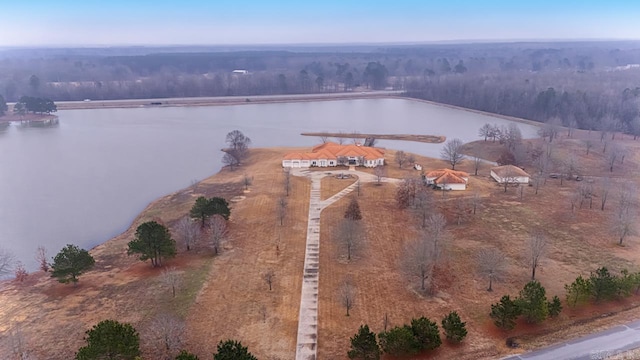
[0,98,538,270]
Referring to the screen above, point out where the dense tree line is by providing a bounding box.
[2,42,640,127]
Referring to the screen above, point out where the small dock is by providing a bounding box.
[301,132,445,144]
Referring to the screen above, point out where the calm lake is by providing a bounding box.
[0,98,538,270]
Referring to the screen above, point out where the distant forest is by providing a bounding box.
[2,41,640,132]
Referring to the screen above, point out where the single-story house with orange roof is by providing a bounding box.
[425,169,469,190]
[282,142,385,168]
[490,165,530,184]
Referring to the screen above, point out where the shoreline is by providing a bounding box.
[6,92,542,131]
[0,113,58,123]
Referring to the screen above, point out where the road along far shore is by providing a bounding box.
[17,91,404,111]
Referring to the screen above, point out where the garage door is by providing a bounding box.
[291,161,301,167]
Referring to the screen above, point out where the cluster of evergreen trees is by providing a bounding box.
[348,312,467,359]
[75,319,256,360]
[490,281,562,330]
[14,95,57,114]
[565,267,640,307]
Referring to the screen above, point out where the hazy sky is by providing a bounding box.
[1,0,639,46]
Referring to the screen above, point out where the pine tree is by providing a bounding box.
[547,296,562,318]
[410,317,441,351]
[347,325,381,360]
[127,221,177,267]
[378,326,420,356]
[441,311,468,343]
[590,267,618,302]
[50,244,95,286]
[213,340,257,360]
[564,275,592,307]
[518,281,549,323]
[490,295,521,330]
[175,350,199,360]
[75,320,140,360]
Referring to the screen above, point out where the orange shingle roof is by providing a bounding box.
[425,168,468,185]
[434,172,467,184]
[425,169,469,179]
[284,143,384,162]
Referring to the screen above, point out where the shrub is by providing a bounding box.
[410,317,441,351]
[441,311,467,343]
[490,295,521,330]
[378,326,420,356]
[548,296,562,318]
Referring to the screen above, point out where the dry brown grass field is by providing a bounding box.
[1,132,640,359]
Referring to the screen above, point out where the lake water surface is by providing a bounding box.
[0,98,538,270]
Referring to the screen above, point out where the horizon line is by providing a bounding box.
[2,38,640,49]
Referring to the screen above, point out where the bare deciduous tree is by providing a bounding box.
[407,154,416,166]
[441,138,465,170]
[612,208,636,246]
[374,166,387,184]
[222,151,240,170]
[453,198,471,225]
[395,177,418,209]
[471,191,481,214]
[402,235,435,293]
[277,196,288,226]
[14,262,27,282]
[612,186,636,245]
[585,139,595,155]
[145,314,185,359]
[243,174,253,190]
[394,150,408,168]
[0,247,15,277]
[426,213,447,263]
[476,248,506,291]
[335,218,363,260]
[5,324,33,360]
[606,145,621,172]
[601,177,611,211]
[161,267,181,298]
[259,304,267,323]
[413,186,433,227]
[176,216,201,251]
[473,156,481,176]
[283,168,291,196]
[209,215,228,255]
[262,269,275,291]
[339,278,356,316]
[577,182,594,209]
[526,232,547,280]
[35,245,49,272]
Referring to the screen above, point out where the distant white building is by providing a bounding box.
[232,70,249,75]
[490,165,530,184]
